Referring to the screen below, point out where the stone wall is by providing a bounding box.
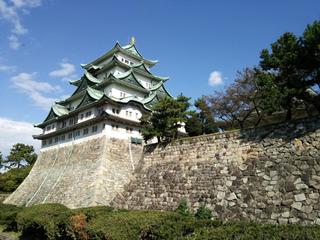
[4,136,143,208]
[112,117,320,224]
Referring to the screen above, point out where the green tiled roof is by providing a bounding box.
[82,42,158,69]
[37,40,173,128]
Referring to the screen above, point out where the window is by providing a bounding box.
[92,125,98,133]
[102,123,106,130]
[83,128,89,135]
[85,111,92,117]
[126,127,129,132]
[126,110,129,116]
[80,113,84,120]
[120,92,126,98]
[60,135,65,141]
[46,125,51,131]
[98,108,103,114]
[129,111,132,117]
[125,59,129,64]
[68,133,73,139]
[112,108,120,114]
[75,130,80,137]
[49,138,52,144]
[130,128,133,132]
[61,121,66,128]
[112,125,119,130]
[55,137,59,143]
[42,140,46,146]
[69,119,74,125]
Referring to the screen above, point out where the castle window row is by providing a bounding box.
[42,122,141,148]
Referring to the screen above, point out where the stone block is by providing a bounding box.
[294,193,306,202]
[291,202,302,211]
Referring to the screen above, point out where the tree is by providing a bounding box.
[207,68,263,129]
[185,112,203,136]
[140,95,190,143]
[259,21,320,119]
[0,152,3,169]
[4,143,37,169]
[185,97,218,136]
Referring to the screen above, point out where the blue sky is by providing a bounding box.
[0,0,319,153]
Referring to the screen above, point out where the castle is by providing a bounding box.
[34,37,172,148]
[4,40,320,225]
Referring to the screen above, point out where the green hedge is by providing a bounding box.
[1,203,320,240]
[0,203,22,231]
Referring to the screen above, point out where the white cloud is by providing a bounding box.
[0,0,43,49]
[8,34,21,49]
[49,61,76,78]
[10,0,42,8]
[11,72,61,110]
[0,64,16,72]
[208,71,223,86]
[0,117,41,155]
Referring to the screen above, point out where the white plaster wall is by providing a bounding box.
[116,53,139,66]
[104,103,141,122]
[104,84,145,100]
[43,122,57,134]
[77,107,97,124]
[41,120,143,151]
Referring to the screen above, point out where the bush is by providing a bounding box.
[16,203,71,240]
[190,221,320,240]
[86,210,201,240]
[195,204,212,220]
[1,203,320,240]
[175,198,192,217]
[0,203,22,231]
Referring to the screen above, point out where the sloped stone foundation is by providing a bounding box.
[4,136,143,208]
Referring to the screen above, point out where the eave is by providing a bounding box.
[35,92,152,129]
[94,55,168,83]
[98,74,149,94]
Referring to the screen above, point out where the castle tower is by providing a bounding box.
[4,39,172,208]
[33,38,172,148]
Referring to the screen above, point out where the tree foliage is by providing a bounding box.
[207,68,264,129]
[259,20,320,119]
[0,143,36,192]
[205,21,319,129]
[185,97,218,136]
[4,143,37,169]
[140,95,190,143]
[0,166,32,192]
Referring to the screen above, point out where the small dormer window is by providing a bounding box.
[125,59,129,64]
[120,92,126,98]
